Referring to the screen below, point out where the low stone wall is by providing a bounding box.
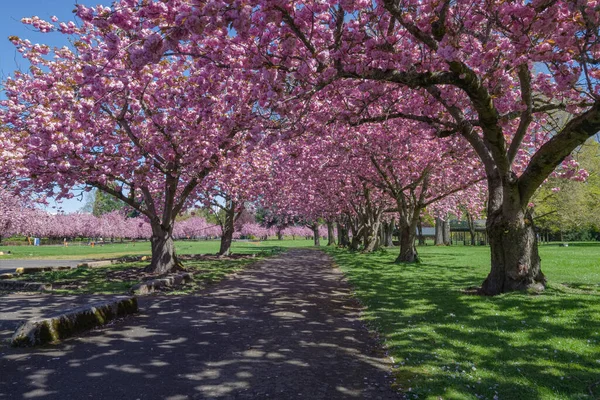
[130,273,193,295]
[15,266,74,274]
[11,296,138,347]
[0,280,51,292]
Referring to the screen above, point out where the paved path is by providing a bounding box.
[0,249,400,399]
[0,259,84,274]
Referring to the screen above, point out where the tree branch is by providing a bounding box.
[518,102,600,205]
[508,64,533,165]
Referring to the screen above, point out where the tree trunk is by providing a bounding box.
[363,220,381,252]
[480,179,546,295]
[396,216,419,263]
[434,217,444,245]
[348,218,362,251]
[338,221,350,247]
[467,212,476,246]
[145,222,182,274]
[384,219,394,247]
[277,228,283,241]
[417,216,425,245]
[218,205,236,256]
[327,220,336,246]
[443,218,451,245]
[312,223,320,246]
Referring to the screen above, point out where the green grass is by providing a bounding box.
[324,243,600,400]
[0,239,314,260]
[15,258,262,295]
[10,239,314,294]
[13,262,145,294]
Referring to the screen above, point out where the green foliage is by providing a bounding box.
[92,188,127,216]
[533,140,600,239]
[325,244,600,400]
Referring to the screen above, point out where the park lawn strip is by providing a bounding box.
[13,255,269,295]
[0,239,313,260]
[325,245,600,400]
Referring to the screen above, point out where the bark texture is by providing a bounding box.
[480,179,546,295]
[146,223,182,274]
[396,220,418,263]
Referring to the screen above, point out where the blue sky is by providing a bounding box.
[0,1,99,79]
[1,1,98,213]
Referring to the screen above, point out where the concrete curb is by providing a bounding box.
[130,272,193,295]
[0,280,51,292]
[15,266,74,274]
[77,256,151,268]
[77,260,116,268]
[11,296,138,347]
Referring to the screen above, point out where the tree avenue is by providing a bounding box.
[1,1,599,294]
[227,0,597,295]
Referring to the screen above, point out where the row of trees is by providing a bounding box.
[1,0,599,294]
[0,191,328,244]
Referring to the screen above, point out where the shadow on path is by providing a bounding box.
[0,249,399,399]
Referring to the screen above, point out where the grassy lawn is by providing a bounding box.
[7,239,314,295]
[13,257,262,295]
[325,243,600,400]
[0,238,314,260]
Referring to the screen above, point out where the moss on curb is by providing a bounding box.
[11,296,138,347]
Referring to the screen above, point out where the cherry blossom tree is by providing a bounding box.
[0,189,33,243]
[0,13,268,273]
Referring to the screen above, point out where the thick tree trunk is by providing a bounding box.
[311,223,320,246]
[480,179,546,295]
[277,228,283,241]
[145,223,181,274]
[327,220,336,246]
[395,218,419,263]
[218,205,236,256]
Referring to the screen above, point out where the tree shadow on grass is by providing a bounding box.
[326,247,600,400]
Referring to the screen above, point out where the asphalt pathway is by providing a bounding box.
[0,249,400,399]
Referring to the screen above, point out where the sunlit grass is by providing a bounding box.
[325,243,600,400]
[0,238,314,260]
